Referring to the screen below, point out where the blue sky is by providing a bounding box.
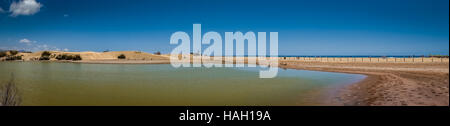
[0,0,448,55]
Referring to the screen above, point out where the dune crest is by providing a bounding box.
[19,51,169,61]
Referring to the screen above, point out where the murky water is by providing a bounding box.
[0,62,365,106]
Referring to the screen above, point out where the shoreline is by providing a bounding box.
[279,61,449,106]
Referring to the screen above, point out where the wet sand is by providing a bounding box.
[280,61,449,106]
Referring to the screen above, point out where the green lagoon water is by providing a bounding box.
[0,62,365,106]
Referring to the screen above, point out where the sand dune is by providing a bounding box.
[18,51,169,61]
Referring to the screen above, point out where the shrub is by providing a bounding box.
[65,55,73,60]
[41,51,51,57]
[0,74,21,106]
[56,54,82,61]
[39,51,52,60]
[39,56,50,60]
[9,50,18,55]
[0,51,6,57]
[56,54,66,60]
[154,51,161,55]
[118,54,126,59]
[73,55,82,61]
[0,50,20,57]
[5,56,22,61]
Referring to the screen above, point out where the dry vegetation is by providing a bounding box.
[118,54,126,59]
[0,50,24,61]
[0,74,21,106]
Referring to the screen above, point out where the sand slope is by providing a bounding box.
[19,51,169,61]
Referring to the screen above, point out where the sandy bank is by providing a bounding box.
[280,61,449,106]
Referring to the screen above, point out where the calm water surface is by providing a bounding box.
[0,62,365,106]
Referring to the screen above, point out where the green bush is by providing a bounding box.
[39,51,51,61]
[73,55,82,61]
[41,51,51,57]
[5,56,22,61]
[56,54,82,61]
[9,50,18,55]
[56,54,65,60]
[0,50,19,57]
[65,55,73,60]
[118,54,126,59]
[0,51,6,57]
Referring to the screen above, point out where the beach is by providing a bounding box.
[279,61,449,106]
